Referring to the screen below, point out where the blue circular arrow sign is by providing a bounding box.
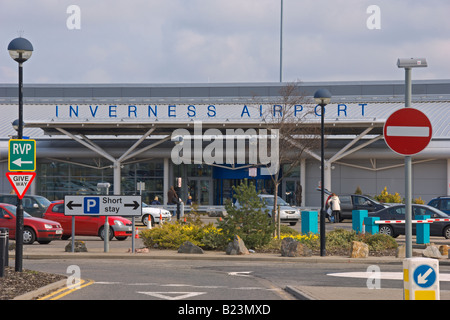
[413,265,437,288]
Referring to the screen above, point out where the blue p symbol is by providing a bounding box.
[84,197,99,214]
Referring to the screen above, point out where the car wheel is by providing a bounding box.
[23,227,36,245]
[378,224,395,237]
[443,226,450,239]
[143,214,155,227]
[99,226,114,241]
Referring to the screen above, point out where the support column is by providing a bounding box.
[300,158,306,206]
[164,158,169,205]
[324,160,332,194]
[113,160,121,195]
[447,159,450,196]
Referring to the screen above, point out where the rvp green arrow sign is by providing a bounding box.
[8,139,36,171]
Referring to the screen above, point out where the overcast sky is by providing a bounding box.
[1,0,449,84]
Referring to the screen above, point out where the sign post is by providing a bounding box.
[7,139,37,272]
[384,108,432,259]
[64,195,141,252]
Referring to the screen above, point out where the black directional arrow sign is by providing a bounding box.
[64,195,142,216]
[124,201,140,210]
[66,201,82,210]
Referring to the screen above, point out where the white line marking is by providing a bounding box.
[328,272,450,281]
[386,126,429,137]
[137,291,207,300]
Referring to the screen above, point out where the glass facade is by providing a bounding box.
[36,160,301,206]
[37,160,164,204]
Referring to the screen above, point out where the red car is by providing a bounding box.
[0,203,63,245]
[43,200,132,241]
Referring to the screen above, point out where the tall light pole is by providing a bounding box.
[314,88,331,257]
[396,57,427,258]
[8,37,33,272]
[279,0,283,82]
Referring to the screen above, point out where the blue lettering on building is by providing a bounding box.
[207,105,216,117]
[187,105,196,117]
[338,104,347,117]
[54,103,369,119]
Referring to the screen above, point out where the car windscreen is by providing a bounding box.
[260,196,289,206]
[34,196,52,208]
[3,205,32,218]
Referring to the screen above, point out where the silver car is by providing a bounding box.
[258,195,301,226]
[140,203,172,227]
[235,194,300,226]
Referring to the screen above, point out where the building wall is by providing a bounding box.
[304,158,447,207]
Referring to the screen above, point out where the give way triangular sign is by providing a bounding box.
[6,172,36,199]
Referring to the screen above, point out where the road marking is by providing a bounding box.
[137,291,207,300]
[386,126,430,137]
[327,272,450,281]
[38,279,95,300]
[228,271,253,277]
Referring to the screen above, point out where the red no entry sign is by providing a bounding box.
[384,108,432,155]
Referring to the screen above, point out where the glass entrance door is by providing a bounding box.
[187,178,212,205]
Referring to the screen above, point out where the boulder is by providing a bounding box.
[280,237,312,257]
[226,235,249,255]
[396,245,422,258]
[439,245,448,256]
[178,241,204,254]
[422,244,443,259]
[127,247,150,253]
[350,241,368,258]
[65,240,88,252]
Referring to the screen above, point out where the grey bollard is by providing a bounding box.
[0,228,9,277]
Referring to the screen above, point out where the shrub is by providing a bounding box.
[362,233,398,252]
[217,180,275,249]
[140,222,227,250]
[140,222,203,249]
[374,187,402,203]
[324,229,398,253]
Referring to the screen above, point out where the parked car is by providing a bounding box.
[368,204,450,239]
[43,200,133,241]
[235,194,300,226]
[338,194,389,221]
[428,197,450,214]
[141,203,172,227]
[0,194,52,218]
[0,203,63,244]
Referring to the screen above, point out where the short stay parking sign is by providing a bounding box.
[64,195,142,216]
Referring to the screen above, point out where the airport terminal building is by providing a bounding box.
[0,80,448,207]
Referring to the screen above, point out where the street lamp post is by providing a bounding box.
[396,57,427,258]
[314,89,332,257]
[8,37,33,272]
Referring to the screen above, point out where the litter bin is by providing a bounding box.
[0,228,9,278]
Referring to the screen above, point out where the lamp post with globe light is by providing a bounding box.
[7,37,33,272]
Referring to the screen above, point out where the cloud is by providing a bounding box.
[0,0,449,84]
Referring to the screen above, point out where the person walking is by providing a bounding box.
[168,186,182,220]
[327,193,341,223]
[167,186,178,205]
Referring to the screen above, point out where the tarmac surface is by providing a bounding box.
[8,239,450,301]
[7,219,450,300]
